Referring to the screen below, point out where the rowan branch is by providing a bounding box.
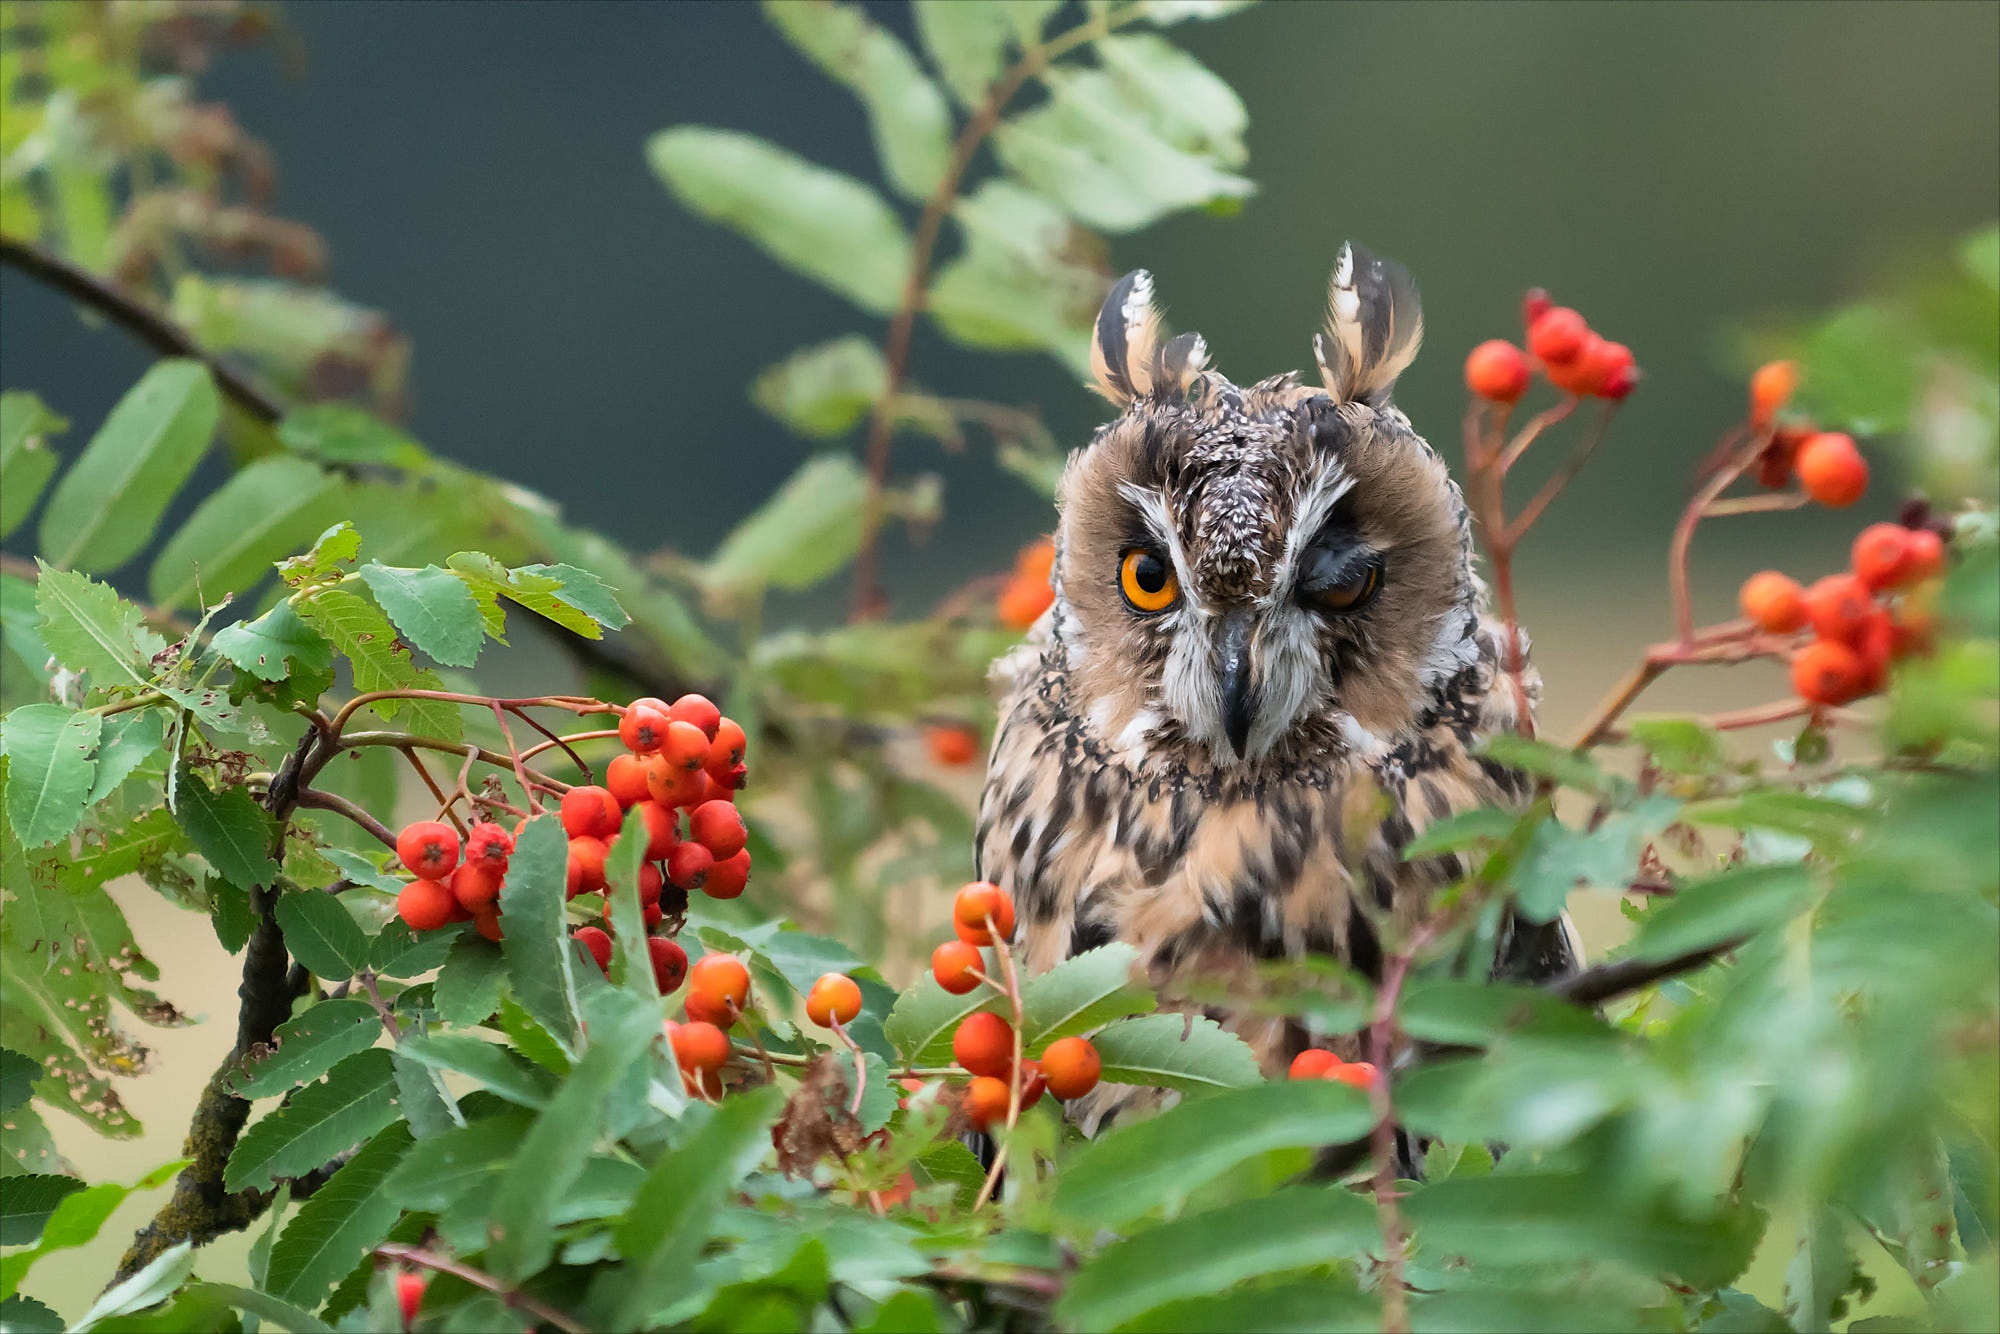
[1550,938,1743,1007]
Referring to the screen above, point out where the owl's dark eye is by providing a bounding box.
[1118,548,1179,613]
[1298,545,1384,614]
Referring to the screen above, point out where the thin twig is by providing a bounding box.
[490,701,540,813]
[1550,938,1743,1007]
[357,971,401,1041]
[1502,399,1620,544]
[399,748,464,837]
[375,1244,591,1334]
[508,704,595,782]
[293,787,396,849]
[974,919,1027,1211]
[335,732,570,796]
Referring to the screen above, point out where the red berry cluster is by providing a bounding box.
[393,820,511,940]
[1741,361,1873,507]
[996,537,1056,630]
[1287,1048,1379,1089]
[1465,289,1639,404]
[1742,517,1947,707]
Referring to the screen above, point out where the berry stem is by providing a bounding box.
[336,733,572,797]
[1669,423,1772,645]
[1502,400,1619,545]
[973,917,1028,1212]
[374,1244,591,1334]
[292,787,397,850]
[829,1020,870,1119]
[398,749,466,838]
[1496,396,1578,475]
[489,701,540,814]
[1365,913,1449,1334]
[506,705,595,783]
[520,728,621,766]
[1703,491,1810,518]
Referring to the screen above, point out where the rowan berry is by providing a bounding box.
[1544,337,1601,396]
[703,848,751,900]
[637,860,664,908]
[1903,527,1946,583]
[1328,1060,1379,1089]
[634,800,680,860]
[689,800,747,859]
[397,1271,426,1325]
[1749,360,1798,428]
[1580,340,1637,399]
[643,754,705,807]
[1289,1049,1339,1080]
[964,1075,1011,1129]
[575,926,612,973]
[926,724,979,767]
[666,841,713,891]
[472,906,504,942]
[619,701,673,755]
[658,720,711,775]
[464,820,513,869]
[1805,573,1875,645]
[1795,432,1868,507]
[709,717,747,771]
[670,1019,731,1073]
[1464,340,1532,403]
[1527,306,1589,365]
[396,821,459,880]
[932,939,983,995]
[952,882,1015,945]
[689,952,751,1011]
[1017,1059,1047,1110]
[1854,609,1895,693]
[684,989,736,1027]
[1792,639,1869,706]
[449,859,503,913]
[397,878,455,932]
[1015,537,1056,587]
[953,1011,1014,1079]
[606,753,652,809]
[644,903,665,929]
[1740,571,1808,634]
[560,786,621,840]
[650,937,689,994]
[1758,423,1809,489]
[997,576,1054,631]
[806,972,863,1027]
[566,836,609,898]
[1852,523,1915,591]
[708,760,748,793]
[1041,1036,1102,1100]
[666,693,723,742]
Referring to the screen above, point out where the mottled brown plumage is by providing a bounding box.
[977,245,1577,1133]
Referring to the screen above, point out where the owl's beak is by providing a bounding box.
[1218,609,1255,759]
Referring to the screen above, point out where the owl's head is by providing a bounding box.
[1049,243,1481,774]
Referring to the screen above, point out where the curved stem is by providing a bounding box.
[294,787,396,849]
[335,731,570,795]
[375,1244,591,1334]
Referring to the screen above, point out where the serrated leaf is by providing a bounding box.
[763,0,951,200]
[1478,733,1613,795]
[85,710,164,805]
[382,1109,534,1210]
[497,814,577,1049]
[1627,863,1819,963]
[211,600,333,684]
[752,337,887,438]
[513,563,628,631]
[293,586,413,696]
[224,1047,400,1193]
[1018,942,1153,1048]
[0,391,66,539]
[32,562,157,686]
[70,1239,194,1331]
[391,1050,461,1139]
[0,1048,37,1111]
[885,972,1005,1065]
[233,999,381,1098]
[277,521,362,588]
[1058,1186,1375,1331]
[39,361,218,572]
[1627,715,1730,776]
[356,563,486,668]
[1513,795,1678,923]
[173,1283,335,1334]
[647,127,912,315]
[1398,980,1612,1047]
[442,553,617,640]
[0,1293,65,1333]
[264,1121,413,1308]
[1055,1080,1371,1229]
[173,764,278,889]
[274,892,370,979]
[913,0,1038,104]
[149,455,346,610]
[1088,1012,1261,1094]
[0,573,52,687]
[701,454,870,602]
[397,1034,555,1110]
[604,808,654,1000]
[433,934,507,1026]
[0,1174,86,1246]
[0,704,99,847]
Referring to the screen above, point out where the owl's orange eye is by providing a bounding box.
[1118,548,1178,613]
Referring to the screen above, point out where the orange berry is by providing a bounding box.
[464,821,513,869]
[1805,573,1876,645]
[1903,527,1945,583]
[709,717,747,771]
[670,1019,731,1073]
[605,753,652,809]
[997,576,1054,630]
[658,719,711,774]
[574,926,612,972]
[566,836,608,898]
[703,848,751,900]
[708,759,748,794]
[805,972,863,1028]
[397,878,456,932]
[1854,609,1895,693]
[964,1075,1011,1130]
[1851,522,1916,591]
[1795,432,1868,507]
[689,800,747,859]
[689,952,751,1011]
[1014,537,1056,586]
[1527,306,1589,365]
[1289,1049,1339,1081]
[1328,1060,1379,1089]
[643,754,705,808]
[560,786,621,840]
[472,906,504,942]
[396,821,460,880]
[1739,571,1808,634]
[926,724,979,767]
[953,1011,1014,1079]
[634,800,680,860]
[619,702,673,755]
[397,1271,427,1325]
[1577,339,1637,399]
[684,988,736,1027]
[638,859,664,907]
[449,860,504,913]
[1792,639,1869,706]
[649,937,689,994]
[931,939,983,995]
[1463,339,1532,403]
[1017,1059,1047,1111]
[666,841,713,891]
[1749,360,1798,428]
[666,694,723,742]
[1041,1036,1102,1101]
[952,882,1016,945]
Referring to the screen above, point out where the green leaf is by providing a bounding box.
[1018,942,1153,1048]
[392,1049,461,1139]
[85,710,164,805]
[1401,806,1524,861]
[751,336,888,438]
[279,404,429,468]
[397,1034,555,1109]
[0,1159,185,1302]
[647,127,912,315]
[497,813,577,1050]
[0,704,100,847]
[763,0,951,200]
[356,563,487,668]
[277,520,362,588]
[0,1047,37,1111]
[701,454,870,602]
[292,586,414,695]
[224,1047,400,1193]
[32,562,159,686]
[232,998,381,1098]
[0,1294,65,1333]
[513,563,628,631]
[274,892,370,979]
[442,553,621,640]
[148,455,346,610]
[1059,1186,1376,1331]
[608,1085,784,1328]
[210,600,333,683]
[1684,790,1873,850]
[71,1240,195,1331]
[1627,716,1730,776]
[1478,733,1613,795]
[264,1121,413,1309]
[0,1174,86,1246]
[913,0,1048,104]
[1144,0,1259,22]
[382,1109,533,1209]
[371,918,464,978]
[1094,34,1248,168]
[0,573,52,687]
[173,764,278,889]
[1398,980,1610,1047]
[0,392,66,539]
[1627,864,1819,963]
[927,180,1105,370]
[173,1283,335,1334]
[1088,1012,1262,1094]
[1513,796,1678,923]
[604,808,654,1000]
[1055,1080,1371,1229]
[487,991,662,1282]
[38,361,219,573]
[912,1140,984,1209]
[433,934,507,1027]
[885,972,1005,1065]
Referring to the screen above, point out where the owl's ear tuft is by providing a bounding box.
[1090,270,1206,407]
[1314,242,1423,407]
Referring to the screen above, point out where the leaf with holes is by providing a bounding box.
[0,705,99,848]
[233,999,380,1098]
[211,601,333,684]
[356,562,486,668]
[31,563,161,687]
[1087,1013,1261,1096]
[173,764,278,890]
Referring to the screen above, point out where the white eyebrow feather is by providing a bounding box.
[1267,459,1355,608]
[1117,481,1208,617]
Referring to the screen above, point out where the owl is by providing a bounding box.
[976,243,1580,1134]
